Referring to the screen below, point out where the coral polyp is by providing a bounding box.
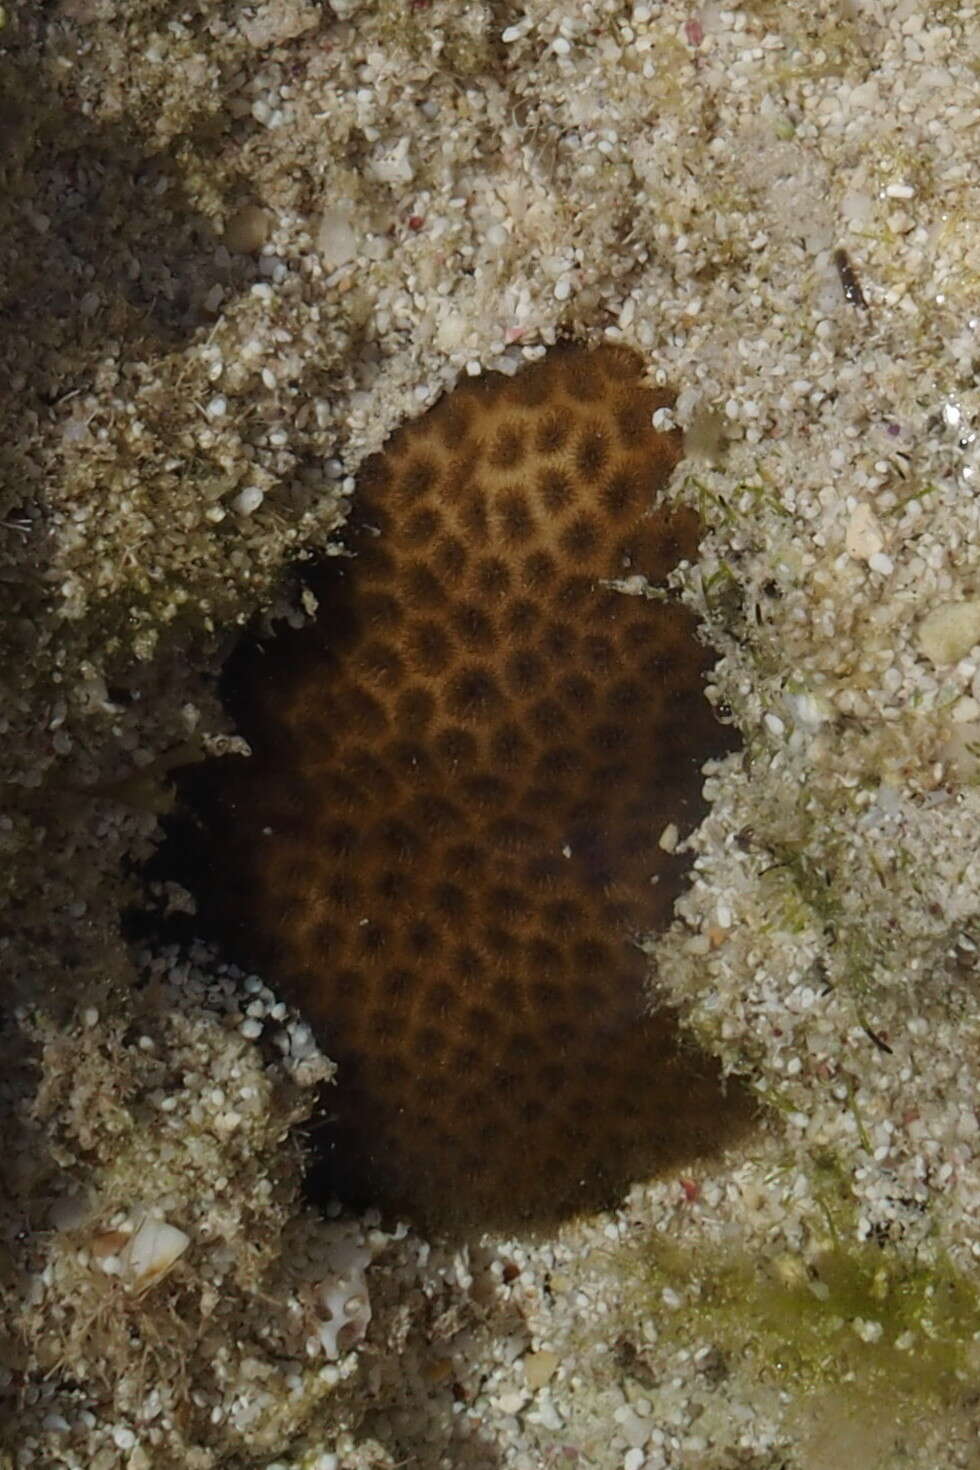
[179,345,749,1233]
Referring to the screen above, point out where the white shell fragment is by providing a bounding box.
[120,1216,191,1296]
[917,599,980,666]
[317,1224,374,1360]
[845,503,884,563]
[316,208,358,270]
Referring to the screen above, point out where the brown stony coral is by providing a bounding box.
[179,345,749,1234]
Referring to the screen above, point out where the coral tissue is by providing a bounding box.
[184,345,745,1232]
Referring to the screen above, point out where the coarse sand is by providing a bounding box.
[2,2,980,1467]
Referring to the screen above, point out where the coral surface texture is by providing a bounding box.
[184,345,745,1231]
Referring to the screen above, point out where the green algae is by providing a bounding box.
[622,1162,980,1414]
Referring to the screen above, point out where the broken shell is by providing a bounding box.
[120,1217,190,1295]
[89,1230,130,1261]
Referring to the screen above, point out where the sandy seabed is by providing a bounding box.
[2,1,980,1467]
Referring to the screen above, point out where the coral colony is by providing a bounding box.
[181,346,748,1232]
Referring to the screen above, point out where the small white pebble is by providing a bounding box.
[845,503,884,563]
[317,208,358,269]
[658,822,679,853]
[953,696,980,723]
[240,1017,263,1039]
[853,1317,883,1343]
[868,551,894,576]
[918,600,980,665]
[205,395,227,420]
[234,485,265,516]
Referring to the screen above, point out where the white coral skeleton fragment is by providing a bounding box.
[317,1224,375,1360]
